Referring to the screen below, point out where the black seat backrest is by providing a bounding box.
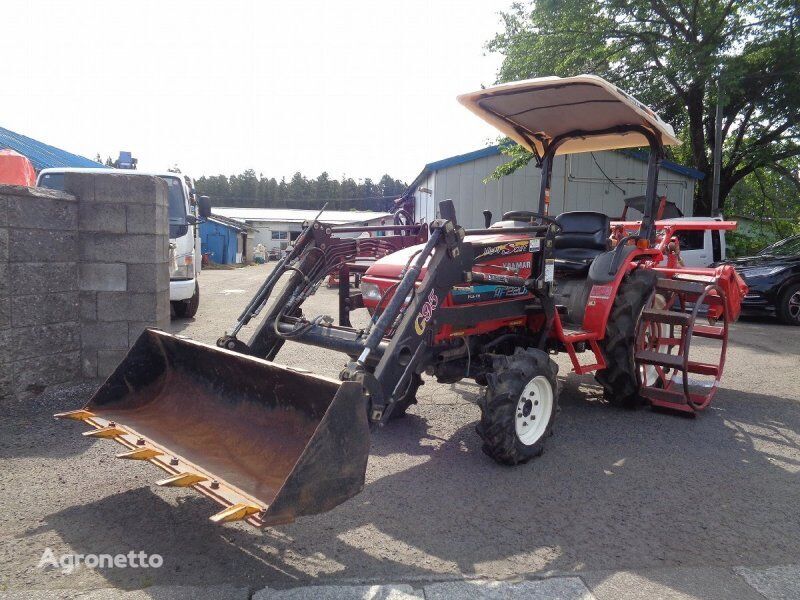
[554,211,611,253]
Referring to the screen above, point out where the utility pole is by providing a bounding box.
[711,73,723,216]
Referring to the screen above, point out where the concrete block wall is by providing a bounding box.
[0,173,170,401]
[0,186,81,399]
[64,173,171,380]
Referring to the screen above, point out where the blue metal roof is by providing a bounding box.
[414,145,705,184]
[619,149,705,180]
[423,146,504,173]
[0,126,105,171]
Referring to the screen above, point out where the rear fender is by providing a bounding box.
[580,247,661,335]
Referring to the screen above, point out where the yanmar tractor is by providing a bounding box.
[58,75,746,527]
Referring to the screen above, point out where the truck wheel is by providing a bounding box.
[173,282,200,319]
[477,348,558,465]
[595,269,657,408]
[777,283,800,325]
[387,373,423,420]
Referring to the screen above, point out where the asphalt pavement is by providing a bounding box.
[1,263,798,598]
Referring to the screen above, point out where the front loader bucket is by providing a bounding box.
[56,329,371,527]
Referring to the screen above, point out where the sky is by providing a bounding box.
[2,0,514,183]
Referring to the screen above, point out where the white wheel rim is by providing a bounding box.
[514,376,553,445]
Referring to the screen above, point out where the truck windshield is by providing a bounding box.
[38,172,188,238]
[162,177,188,238]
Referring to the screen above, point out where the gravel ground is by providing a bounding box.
[1,263,798,594]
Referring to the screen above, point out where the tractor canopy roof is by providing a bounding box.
[458,75,680,156]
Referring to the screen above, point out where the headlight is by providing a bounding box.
[359,280,414,304]
[171,254,194,278]
[359,281,383,302]
[740,266,786,278]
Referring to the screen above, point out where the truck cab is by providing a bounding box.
[37,168,204,317]
[659,216,727,268]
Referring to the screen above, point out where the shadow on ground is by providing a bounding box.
[11,372,799,592]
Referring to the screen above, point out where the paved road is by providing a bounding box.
[1,263,799,596]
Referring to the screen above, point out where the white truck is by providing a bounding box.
[37,168,210,318]
[660,216,728,268]
[614,196,728,268]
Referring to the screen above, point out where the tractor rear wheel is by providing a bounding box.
[387,373,423,420]
[595,269,657,408]
[477,348,558,465]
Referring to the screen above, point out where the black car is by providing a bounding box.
[722,235,800,325]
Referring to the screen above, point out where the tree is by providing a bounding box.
[194,170,407,209]
[488,0,800,215]
[287,172,310,200]
[726,156,800,250]
[379,174,406,197]
[314,171,333,200]
[236,169,258,202]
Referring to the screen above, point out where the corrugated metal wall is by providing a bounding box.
[414,150,695,229]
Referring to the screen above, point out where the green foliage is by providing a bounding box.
[195,170,407,210]
[726,230,777,258]
[485,139,534,182]
[487,0,800,215]
[724,156,800,255]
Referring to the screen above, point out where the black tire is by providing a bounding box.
[777,282,800,325]
[477,347,559,465]
[387,373,423,420]
[173,282,200,319]
[595,269,657,408]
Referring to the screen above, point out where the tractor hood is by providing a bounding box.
[365,232,531,280]
[458,75,680,155]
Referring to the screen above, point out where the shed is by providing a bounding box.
[200,215,254,264]
[211,208,392,258]
[0,126,104,171]
[407,146,704,229]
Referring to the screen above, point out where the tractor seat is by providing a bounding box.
[553,211,611,276]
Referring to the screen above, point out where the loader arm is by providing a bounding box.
[56,205,461,526]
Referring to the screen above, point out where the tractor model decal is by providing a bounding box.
[501,260,529,272]
[475,240,532,261]
[493,286,527,299]
[414,289,439,335]
[451,284,531,304]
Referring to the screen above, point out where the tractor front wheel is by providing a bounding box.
[387,373,423,420]
[477,348,558,465]
[595,269,657,408]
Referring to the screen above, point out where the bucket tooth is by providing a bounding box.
[83,425,126,438]
[210,503,261,524]
[156,472,207,487]
[117,448,162,460]
[54,409,95,421]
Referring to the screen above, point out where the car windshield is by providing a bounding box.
[758,236,800,257]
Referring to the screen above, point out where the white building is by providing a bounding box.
[408,146,704,229]
[211,207,392,257]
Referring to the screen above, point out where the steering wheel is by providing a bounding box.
[501,211,562,232]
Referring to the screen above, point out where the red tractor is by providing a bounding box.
[58,75,747,526]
